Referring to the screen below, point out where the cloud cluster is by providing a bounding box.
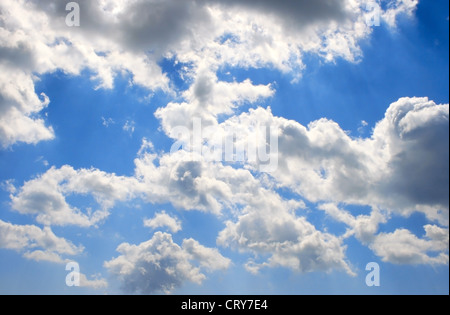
[3,0,448,295]
[10,166,139,227]
[320,204,449,266]
[222,97,449,225]
[0,0,417,148]
[371,226,449,265]
[0,219,83,263]
[9,97,449,278]
[104,232,230,294]
[217,198,354,276]
[144,211,182,233]
[79,273,108,290]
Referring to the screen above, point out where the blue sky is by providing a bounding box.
[0,0,448,295]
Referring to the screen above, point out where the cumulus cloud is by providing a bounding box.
[5,0,447,289]
[319,204,449,265]
[218,196,354,276]
[0,0,417,147]
[218,98,449,225]
[10,166,140,227]
[0,68,54,148]
[8,95,448,279]
[144,211,182,233]
[79,273,108,290]
[104,232,230,294]
[371,227,449,265]
[0,219,83,263]
[319,203,388,244]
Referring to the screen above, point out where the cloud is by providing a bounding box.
[319,204,449,266]
[319,203,387,244]
[123,120,135,135]
[79,273,108,290]
[4,0,444,283]
[155,71,275,142]
[144,211,182,233]
[222,98,449,225]
[104,232,230,294]
[0,0,418,148]
[10,166,140,227]
[9,95,448,276]
[182,238,231,272]
[0,68,55,148]
[102,117,115,127]
[0,219,83,263]
[217,196,354,276]
[370,227,449,265]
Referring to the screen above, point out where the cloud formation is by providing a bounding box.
[0,219,83,263]
[9,97,448,275]
[144,211,182,233]
[10,166,139,227]
[0,0,417,147]
[104,232,230,294]
[3,0,448,295]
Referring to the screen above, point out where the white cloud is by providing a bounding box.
[0,219,83,263]
[144,211,182,233]
[5,0,447,284]
[155,71,275,142]
[319,204,449,266]
[10,166,140,227]
[9,96,448,274]
[371,227,449,265]
[79,273,108,290]
[220,98,449,226]
[0,68,54,148]
[319,203,387,244]
[0,0,418,148]
[104,232,230,294]
[217,197,355,276]
[123,120,135,135]
[182,238,231,272]
[382,0,418,27]
[102,117,115,127]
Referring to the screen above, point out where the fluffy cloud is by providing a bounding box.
[371,226,449,265]
[319,204,449,265]
[155,71,275,140]
[79,273,108,290]
[216,98,449,225]
[10,166,140,227]
[319,203,387,244]
[5,0,447,292]
[217,195,354,275]
[9,96,447,275]
[0,0,417,147]
[144,211,182,233]
[104,232,230,294]
[0,219,83,263]
[0,68,54,148]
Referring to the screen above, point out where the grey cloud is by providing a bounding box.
[207,0,350,25]
[380,99,449,210]
[0,43,36,70]
[28,0,211,54]
[104,232,230,294]
[249,98,449,222]
[0,219,83,263]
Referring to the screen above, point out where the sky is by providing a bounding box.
[0,0,448,295]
